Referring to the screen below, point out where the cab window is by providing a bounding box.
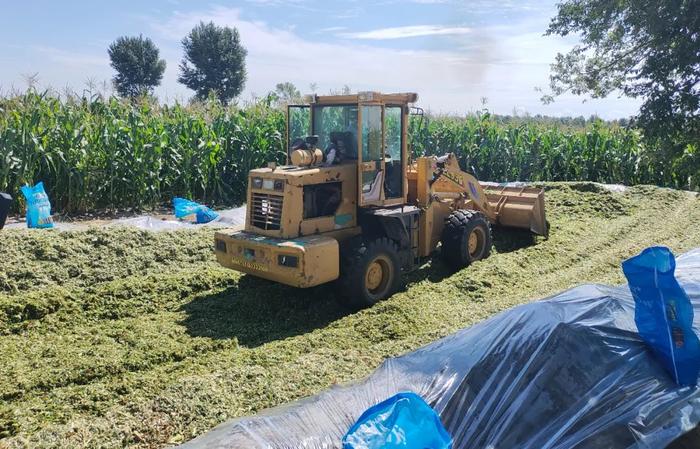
[287,105,310,155]
[312,105,358,159]
[361,105,382,161]
[384,106,403,199]
[385,106,402,160]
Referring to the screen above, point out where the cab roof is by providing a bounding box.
[307,92,418,106]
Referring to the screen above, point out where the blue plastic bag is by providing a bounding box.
[622,246,700,386]
[342,392,452,449]
[173,197,219,224]
[20,182,54,229]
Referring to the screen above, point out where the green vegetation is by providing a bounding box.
[1,90,698,216]
[108,35,167,98]
[1,183,699,448]
[179,22,248,104]
[410,113,663,186]
[0,90,286,213]
[545,0,699,176]
[272,82,303,106]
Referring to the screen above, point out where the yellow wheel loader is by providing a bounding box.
[214,92,548,308]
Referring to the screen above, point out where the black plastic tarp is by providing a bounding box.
[180,248,700,449]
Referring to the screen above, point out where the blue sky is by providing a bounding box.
[0,0,640,118]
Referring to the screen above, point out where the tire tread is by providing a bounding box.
[441,209,492,269]
[338,237,401,308]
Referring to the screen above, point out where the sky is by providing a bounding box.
[0,0,641,119]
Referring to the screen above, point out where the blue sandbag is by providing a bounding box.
[195,207,219,224]
[173,197,219,224]
[622,246,700,386]
[20,182,54,229]
[342,392,452,449]
[173,197,203,218]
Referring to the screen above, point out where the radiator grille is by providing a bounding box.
[250,193,283,230]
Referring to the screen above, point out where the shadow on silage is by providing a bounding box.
[401,227,539,294]
[491,226,538,253]
[180,228,541,347]
[179,275,349,347]
[403,257,454,285]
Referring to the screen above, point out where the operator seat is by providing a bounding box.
[329,131,355,160]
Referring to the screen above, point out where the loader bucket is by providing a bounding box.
[480,183,548,237]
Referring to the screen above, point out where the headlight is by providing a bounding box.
[278,254,298,268]
[274,180,284,191]
[252,177,263,189]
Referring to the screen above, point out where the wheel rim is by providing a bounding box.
[365,255,392,296]
[468,227,486,259]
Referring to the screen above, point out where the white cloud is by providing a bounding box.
[0,4,640,119]
[332,6,364,19]
[317,26,347,33]
[239,0,321,13]
[0,44,113,95]
[143,5,641,117]
[246,0,299,3]
[148,7,490,103]
[338,25,472,40]
[31,46,108,67]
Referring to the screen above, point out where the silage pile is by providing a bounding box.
[1,183,699,448]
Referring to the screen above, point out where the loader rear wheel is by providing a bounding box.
[441,209,492,270]
[338,237,401,308]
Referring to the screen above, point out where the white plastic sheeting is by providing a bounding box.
[3,221,84,231]
[180,248,700,449]
[108,206,246,231]
[4,206,247,231]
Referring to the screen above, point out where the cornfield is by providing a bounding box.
[0,90,696,214]
[0,90,286,213]
[410,114,697,189]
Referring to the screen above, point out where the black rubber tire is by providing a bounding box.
[338,237,401,309]
[441,209,492,270]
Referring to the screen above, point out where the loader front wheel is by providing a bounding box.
[441,210,492,270]
[338,237,401,309]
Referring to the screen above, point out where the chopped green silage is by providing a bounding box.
[1,183,699,448]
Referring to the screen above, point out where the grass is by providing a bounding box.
[1,183,699,448]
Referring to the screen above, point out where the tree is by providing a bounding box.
[544,0,699,185]
[178,22,247,103]
[328,85,352,95]
[274,82,302,105]
[108,35,166,97]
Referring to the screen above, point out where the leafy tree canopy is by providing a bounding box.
[273,82,302,106]
[545,0,699,154]
[178,21,247,104]
[108,35,166,98]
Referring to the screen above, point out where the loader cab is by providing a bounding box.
[287,92,417,209]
